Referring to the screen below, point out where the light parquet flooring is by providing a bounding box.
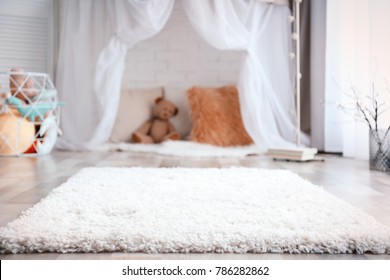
[1,151,389,260]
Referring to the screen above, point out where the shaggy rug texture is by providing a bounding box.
[99,140,261,157]
[1,167,389,254]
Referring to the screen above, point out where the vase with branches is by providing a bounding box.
[332,83,390,172]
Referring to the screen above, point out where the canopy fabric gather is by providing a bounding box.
[56,0,306,151]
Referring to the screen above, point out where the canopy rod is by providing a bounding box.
[293,0,302,147]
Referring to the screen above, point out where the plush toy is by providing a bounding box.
[24,116,58,155]
[0,68,63,155]
[132,97,181,144]
[6,96,65,122]
[0,108,35,155]
[0,92,10,114]
[0,71,36,155]
[9,68,38,103]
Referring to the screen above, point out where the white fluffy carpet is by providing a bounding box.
[99,141,261,157]
[1,167,389,254]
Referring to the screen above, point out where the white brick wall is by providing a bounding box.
[122,2,244,136]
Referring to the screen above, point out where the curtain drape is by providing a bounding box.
[315,0,390,158]
[181,0,308,150]
[56,0,174,150]
[57,0,306,151]
[324,0,370,159]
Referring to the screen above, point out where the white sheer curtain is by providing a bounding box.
[314,0,390,159]
[324,0,385,159]
[56,0,174,150]
[182,0,308,151]
[324,0,369,158]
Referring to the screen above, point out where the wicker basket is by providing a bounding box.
[0,71,63,156]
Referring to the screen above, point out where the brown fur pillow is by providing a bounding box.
[187,85,253,147]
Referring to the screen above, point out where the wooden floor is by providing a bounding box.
[1,151,389,260]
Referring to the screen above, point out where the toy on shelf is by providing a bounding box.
[0,69,65,156]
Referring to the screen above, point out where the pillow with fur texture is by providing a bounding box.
[187,85,253,146]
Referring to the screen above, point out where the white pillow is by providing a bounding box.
[109,87,163,143]
[164,86,192,138]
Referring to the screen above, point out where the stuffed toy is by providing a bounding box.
[9,67,38,103]
[0,68,64,155]
[24,116,58,155]
[132,97,181,144]
[0,108,35,155]
[0,92,10,114]
[6,96,65,122]
[0,77,35,155]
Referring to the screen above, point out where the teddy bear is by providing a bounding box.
[132,97,181,144]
